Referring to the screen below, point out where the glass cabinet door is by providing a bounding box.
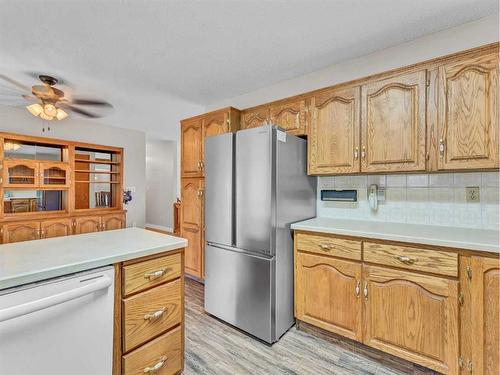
[39,162,70,188]
[2,160,39,188]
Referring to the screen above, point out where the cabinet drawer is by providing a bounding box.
[364,242,458,277]
[123,252,182,296]
[123,279,182,352]
[122,325,182,375]
[296,233,362,260]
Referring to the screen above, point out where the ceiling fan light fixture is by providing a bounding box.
[43,103,57,117]
[56,108,68,120]
[26,103,43,116]
[39,111,54,121]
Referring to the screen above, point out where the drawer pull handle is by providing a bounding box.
[143,356,167,373]
[144,268,169,279]
[396,256,417,265]
[144,307,167,321]
[319,244,333,251]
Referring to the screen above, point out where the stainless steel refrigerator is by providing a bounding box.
[204,125,316,343]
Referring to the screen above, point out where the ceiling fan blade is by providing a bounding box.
[63,104,102,118]
[70,98,113,107]
[0,74,31,92]
[22,94,38,101]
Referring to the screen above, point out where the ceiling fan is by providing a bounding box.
[0,74,113,121]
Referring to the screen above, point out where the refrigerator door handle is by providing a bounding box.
[0,275,112,323]
[206,242,274,260]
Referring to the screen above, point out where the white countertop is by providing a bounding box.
[0,228,187,290]
[291,217,499,254]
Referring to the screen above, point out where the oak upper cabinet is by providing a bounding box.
[3,160,39,188]
[39,162,70,189]
[360,70,427,172]
[296,252,363,341]
[40,218,72,239]
[362,265,459,374]
[74,215,102,234]
[180,178,204,278]
[470,256,499,374]
[203,107,240,138]
[241,107,270,129]
[437,52,499,170]
[269,98,307,136]
[308,86,361,174]
[181,117,204,178]
[2,221,40,243]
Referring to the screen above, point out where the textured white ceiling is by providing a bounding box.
[0,0,497,135]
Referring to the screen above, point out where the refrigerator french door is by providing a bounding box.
[204,125,316,343]
[0,267,115,374]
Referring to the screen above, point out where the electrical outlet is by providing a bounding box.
[466,186,480,203]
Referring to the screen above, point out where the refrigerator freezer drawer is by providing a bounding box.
[204,244,274,343]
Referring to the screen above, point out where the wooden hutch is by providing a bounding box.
[0,132,126,244]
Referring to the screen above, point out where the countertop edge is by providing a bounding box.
[291,223,499,254]
[0,240,187,291]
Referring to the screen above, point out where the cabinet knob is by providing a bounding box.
[355,280,360,298]
[363,282,368,301]
[354,147,359,161]
[361,146,366,160]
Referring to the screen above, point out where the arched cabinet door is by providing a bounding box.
[362,265,459,374]
[40,218,72,238]
[470,256,500,375]
[181,118,204,178]
[295,252,362,341]
[203,111,229,138]
[2,221,40,243]
[3,160,39,188]
[74,215,102,234]
[437,52,499,170]
[360,70,427,173]
[39,162,70,188]
[241,107,269,130]
[308,86,360,174]
[270,98,307,136]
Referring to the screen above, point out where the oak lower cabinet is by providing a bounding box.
[116,250,185,375]
[362,265,459,374]
[295,252,363,341]
[102,213,127,231]
[294,231,472,374]
[74,213,126,234]
[40,218,73,238]
[464,256,499,375]
[1,221,40,243]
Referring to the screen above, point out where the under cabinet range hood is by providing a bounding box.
[204,125,316,343]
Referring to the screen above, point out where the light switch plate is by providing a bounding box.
[465,186,480,203]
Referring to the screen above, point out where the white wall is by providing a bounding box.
[0,105,146,227]
[146,139,177,231]
[206,14,499,110]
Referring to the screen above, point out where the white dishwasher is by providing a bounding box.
[0,266,115,375]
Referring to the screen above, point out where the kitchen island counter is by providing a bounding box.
[0,227,187,290]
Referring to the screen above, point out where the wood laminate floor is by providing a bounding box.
[184,278,436,375]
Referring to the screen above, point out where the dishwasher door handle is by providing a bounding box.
[0,275,112,323]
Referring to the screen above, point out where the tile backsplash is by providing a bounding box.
[317,172,499,230]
